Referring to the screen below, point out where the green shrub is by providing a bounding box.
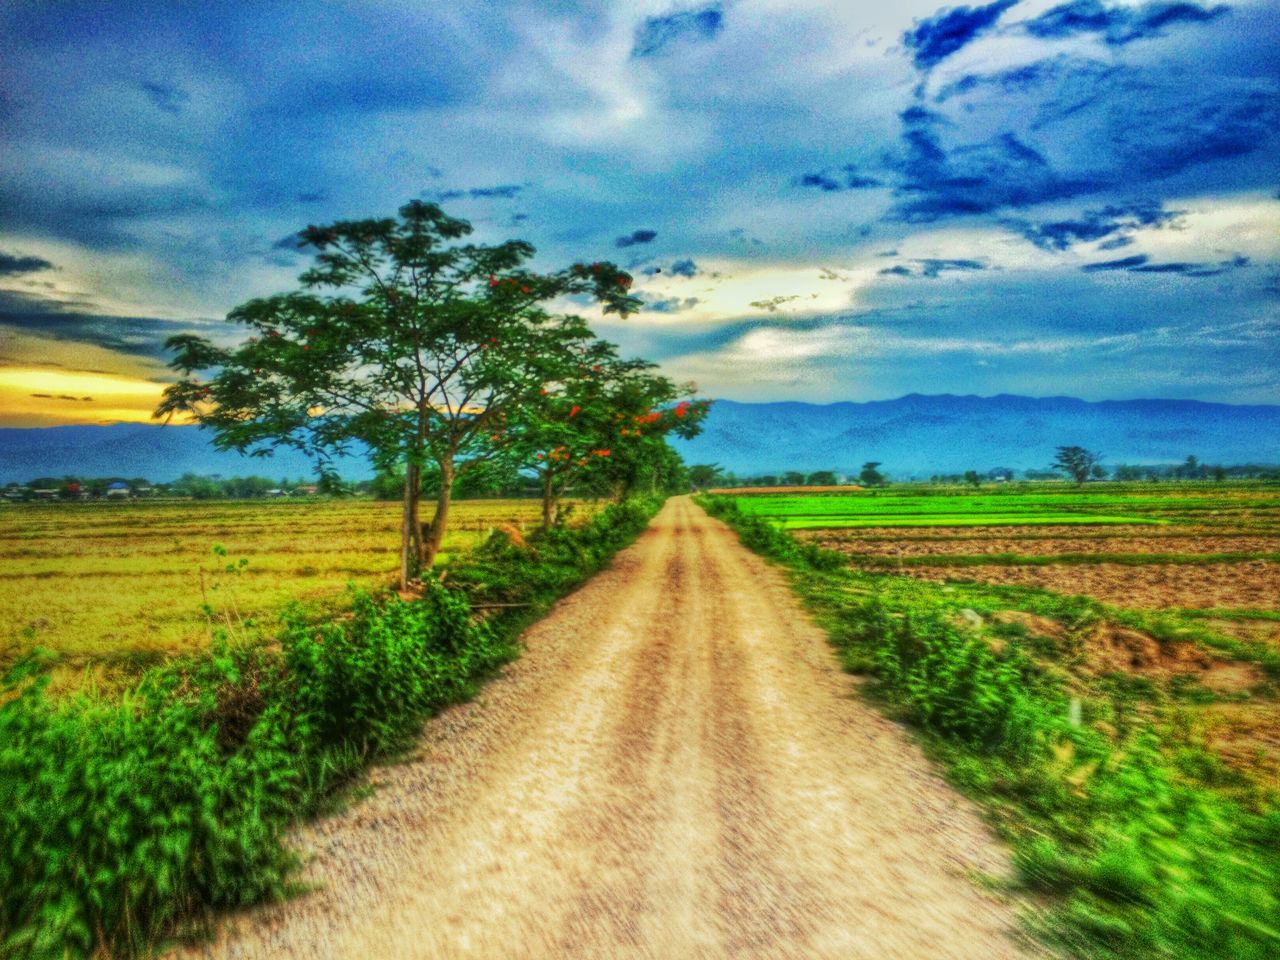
[857,600,1052,758]
[708,493,1280,960]
[0,496,664,959]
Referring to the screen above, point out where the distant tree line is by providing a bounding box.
[689,462,889,489]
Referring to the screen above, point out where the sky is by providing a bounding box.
[1,0,1277,427]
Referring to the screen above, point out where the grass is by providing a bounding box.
[0,496,662,959]
[852,550,1280,567]
[728,483,1280,530]
[0,498,600,679]
[700,493,1280,960]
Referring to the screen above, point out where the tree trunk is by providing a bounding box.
[399,467,415,590]
[407,462,422,574]
[540,470,558,529]
[422,457,455,569]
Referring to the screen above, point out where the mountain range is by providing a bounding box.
[670,394,1280,478]
[1,395,1277,483]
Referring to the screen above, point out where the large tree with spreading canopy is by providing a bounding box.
[156,201,640,588]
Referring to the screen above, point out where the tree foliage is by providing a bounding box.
[156,200,646,586]
[1052,445,1103,485]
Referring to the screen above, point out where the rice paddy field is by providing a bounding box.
[0,497,598,685]
[728,481,1280,787]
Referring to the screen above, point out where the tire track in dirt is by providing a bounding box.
[181,497,1042,959]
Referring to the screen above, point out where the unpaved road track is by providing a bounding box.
[187,497,1039,959]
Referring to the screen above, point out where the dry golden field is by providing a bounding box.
[0,497,598,681]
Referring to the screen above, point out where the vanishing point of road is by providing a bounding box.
[186,496,1041,959]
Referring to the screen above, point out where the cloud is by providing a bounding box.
[669,258,698,277]
[1009,201,1183,251]
[902,0,1021,71]
[885,50,1279,224]
[1024,1,1230,46]
[891,107,1099,221]
[0,252,55,275]
[748,295,801,312]
[0,287,221,362]
[436,184,524,201]
[795,166,883,192]
[616,229,658,248]
[1079,253,1250,276]
[1082,254,1150,271]
[644,296,701,313]
[138,80,189,115]
[881,258,988,278]
[632,5,724,58]
[935,56,1120,104]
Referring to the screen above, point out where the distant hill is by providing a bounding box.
[2,394,1278,483]
[672,394,1280,478]
[0,423,373,484]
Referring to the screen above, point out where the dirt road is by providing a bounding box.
[189,497,1038,959]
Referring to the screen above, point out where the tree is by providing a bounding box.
[497,338,706,525]
[807,470,837,486]
[859,461,886,487]
[963,470,982,488]
[688,463,725,489]
[782,471,806,487]
[1090,463,1108,481]
[1052,446,1102,485]
[157,201,640,588]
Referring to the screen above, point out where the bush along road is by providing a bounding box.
[0,497,663,959]
[700,495,1280,960]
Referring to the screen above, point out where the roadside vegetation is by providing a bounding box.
[1,200,708,959]
[702,487,1280,959]
[0,495,666,959]
[0,498,607,684]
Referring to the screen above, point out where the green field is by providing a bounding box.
[729,483,1280,529]
[0,497,599,682]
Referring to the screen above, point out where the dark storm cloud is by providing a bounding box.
[0,288,221,361]
[616,229,658,248]
[0,252,55,275]
[878,259,987,278]
[935,56,1121,103]
[1081,254,1150,271]
[632,5,724,58]
[138,80,189,115]
[885,51,1278,224]
[795,167,883,192]
[891,107,1100,221]
[1024,0,1230,46]
[1130,254,1250,276]
[272,232,306,251]
[1009,201,1183,251]
[902,0,1020,70]
[644,296,701,313]
[436,184,524,201]
[1079,253,1248,276]
[0,175,213,250]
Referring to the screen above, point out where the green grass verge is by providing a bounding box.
[699,494,1280,960]
[850,551,1280,568]
[0,497,663,959]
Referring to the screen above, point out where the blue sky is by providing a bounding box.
[0,0,1277,425]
